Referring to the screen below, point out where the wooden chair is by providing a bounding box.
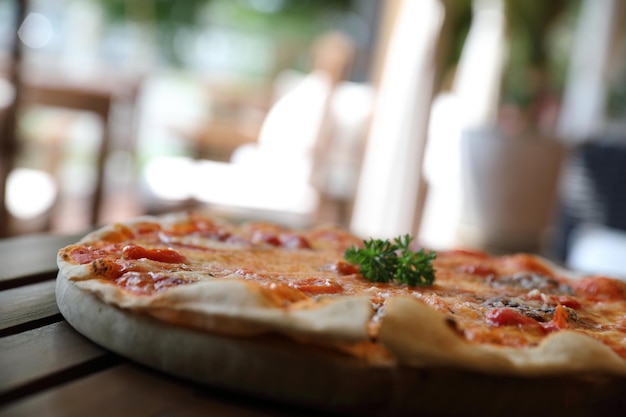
[0,66,141,235]
[0,0,26,237]
[21,76,115,227]
[189,31,362,227]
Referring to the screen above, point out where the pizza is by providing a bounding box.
[55,211,626,415]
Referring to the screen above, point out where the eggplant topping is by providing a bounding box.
[487,273,573,295]
[483,297,579,323]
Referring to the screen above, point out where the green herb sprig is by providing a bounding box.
[344,235,436,286]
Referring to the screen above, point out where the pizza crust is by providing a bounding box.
[57,256,377,356]
[55,211,626,380]
[55,271,394,410]
[58,258,626,377]
[379,296,626,376]
[56,265,626,417]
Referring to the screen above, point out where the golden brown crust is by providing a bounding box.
[57,274,626,417]
[378,296,626,376]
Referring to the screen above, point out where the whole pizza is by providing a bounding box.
[56,211,626,416]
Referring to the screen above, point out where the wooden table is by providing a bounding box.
[0,233,322,417]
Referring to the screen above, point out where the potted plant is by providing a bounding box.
[457,0,574,253]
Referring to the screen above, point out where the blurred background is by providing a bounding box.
[1,0,626,278]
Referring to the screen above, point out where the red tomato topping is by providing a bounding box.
[541,304,569,333]
[167,221,199,236]
[502,254,554,276]
[116,272,190,295]
[97,224,135,243]
[122,245,186,264]
[261,283,308,305]
[90,257,123,280]
[290,277,343,295]
[485,307,541,329]
[459,264,497,277]
[251,231,281,246]
[334,259,360,275]
[166,217,232,241]
[573,276,626,301]
[68,246,111,264]
[556,296,581,310]
[251,230,311,249]
[279,234,312,249]
[442,249,490,259]
[132,222,162,235]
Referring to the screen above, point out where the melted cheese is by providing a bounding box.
[59,213,626,361]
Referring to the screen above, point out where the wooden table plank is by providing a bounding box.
[160,390,320,417]
[0,321,109,400]
[0,365,191,417]
[0,281,59,335]
[0,365,314,417]
[0,234,80,289]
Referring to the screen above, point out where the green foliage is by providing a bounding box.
[100,0,353,32]
[504,0,570,66]
[500,0,576,107]
[97,0,354,68]
[344,235,436,287]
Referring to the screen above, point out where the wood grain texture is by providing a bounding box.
[0,281,58,333]
[0,234,80,288]
[0,321,107,397]
[0,365,313,417]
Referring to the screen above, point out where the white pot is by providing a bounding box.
[458,128,566,253]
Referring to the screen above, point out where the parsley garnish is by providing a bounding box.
[344,235,436,286]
